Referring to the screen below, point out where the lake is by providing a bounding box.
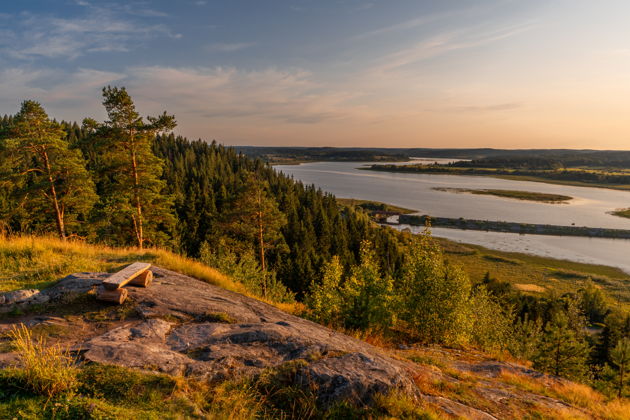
[277,161,630,273]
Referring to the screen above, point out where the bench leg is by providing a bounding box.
[129,270,153,287]
[97,286,128,304]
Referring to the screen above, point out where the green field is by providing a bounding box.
[433,187,573,203]
[437,238,630,308]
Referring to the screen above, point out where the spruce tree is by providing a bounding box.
[534,312,591,380]
[2,101,96,239]
[610,337,630,397]
[91,86,176,248]
[219,173,287,297]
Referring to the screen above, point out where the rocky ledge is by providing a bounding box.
[1,267,420,407]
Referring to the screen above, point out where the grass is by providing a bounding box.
[8,324,78,400]
[433,187,573,203]
[499,370,630,420]
[0,235,241,294]
[0,235,309,316]
[437,238,630,307]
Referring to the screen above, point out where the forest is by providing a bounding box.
[0,88,629,398]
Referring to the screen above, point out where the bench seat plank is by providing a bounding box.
[103,262,152,290]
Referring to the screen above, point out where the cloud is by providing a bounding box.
[0,3,177,60]
[124,66,359,125]
[369,21,536,75]
[205,42,256,53]
[0,67,125,118]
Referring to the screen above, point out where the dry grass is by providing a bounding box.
[513,283,546,293]
[0,235,306,313]
[9,324,78,399]
[499,369,630,419]
[0,235,240,293]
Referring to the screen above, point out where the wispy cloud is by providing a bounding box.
[0,2,177,60]
[0,67,125,117]
[125,66,360,125]
[205,42,256,53]
[370,21,536,74]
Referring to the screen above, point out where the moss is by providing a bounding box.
[195,311,236,324]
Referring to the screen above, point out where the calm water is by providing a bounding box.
[277,161,630,273]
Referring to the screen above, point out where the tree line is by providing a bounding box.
[0,87,406,300]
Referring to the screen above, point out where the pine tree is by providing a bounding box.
[534,312,591,380]
[610,337,630,398]
[219,173,287,297]
[91,86,176,248]
[2,101,96,239]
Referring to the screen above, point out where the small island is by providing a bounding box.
[337,198,417,214]
[432,187,573,203]
[611,208,630,219]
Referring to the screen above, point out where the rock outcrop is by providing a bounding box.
[5,267,420,406]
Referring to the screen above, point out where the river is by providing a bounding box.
[277,161,630,273]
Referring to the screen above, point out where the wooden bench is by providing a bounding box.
[97,262,153,304]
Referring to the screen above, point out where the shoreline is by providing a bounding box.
[360,166,630,191]
[395,214,630,239]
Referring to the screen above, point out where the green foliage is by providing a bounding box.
[397,231,473,345]
[307,255,344,325]
[1,101,97,239]
[198,239,294,303]
[534,312,591,380]
[507,315,543,360]
[154,134,408,297]
[341,240,394,330]
[597,309,630,364]
[84,86,177,248]
[217,173,288,297]
[468,286,514,351]
[579,282,609,324]
[609,338,630,397]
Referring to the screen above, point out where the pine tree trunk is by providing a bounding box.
[130,140,143,249]
[554,341,561,377]
[256,189,267,297]
[43,151,66,240]
[617,365,625,398]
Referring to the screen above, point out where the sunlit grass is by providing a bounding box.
[8,324,78,399]
[499,370,630,420]
[0,235,308,315]
[0,235,243,294]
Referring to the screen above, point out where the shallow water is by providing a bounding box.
[277,161,630,273]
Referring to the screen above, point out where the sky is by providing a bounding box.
[1,1,630,149]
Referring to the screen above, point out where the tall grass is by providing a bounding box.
[9,324,78,399]
[0,235,242,293]
[0,234,306,313]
